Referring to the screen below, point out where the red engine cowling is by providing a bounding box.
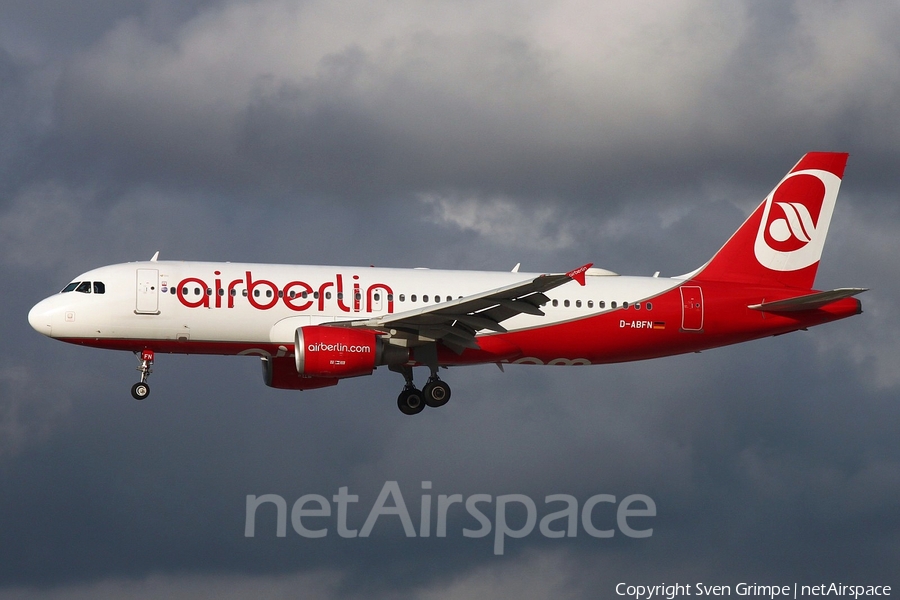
[261,356,338,390]
[295,326,407,378]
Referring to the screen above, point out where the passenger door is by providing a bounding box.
[136,269,160,314]
[680,286,704,332]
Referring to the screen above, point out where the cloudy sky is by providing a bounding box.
[2,1,899,597]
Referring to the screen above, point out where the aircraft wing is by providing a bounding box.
[332,263,592,353]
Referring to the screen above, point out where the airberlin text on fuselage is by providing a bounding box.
[175,271,394,314]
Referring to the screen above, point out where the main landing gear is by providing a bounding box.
[131,349,154,400]
[391,365,452,416]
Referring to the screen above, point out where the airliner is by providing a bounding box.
[28,153,865,414]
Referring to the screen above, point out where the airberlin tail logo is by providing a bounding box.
[766,200,818,251]
[753,169,841,272]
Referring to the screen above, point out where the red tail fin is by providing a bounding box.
[692,152,849,289]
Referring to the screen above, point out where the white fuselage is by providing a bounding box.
[29,261,678,351]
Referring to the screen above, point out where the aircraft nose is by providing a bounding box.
[28,299,53,337]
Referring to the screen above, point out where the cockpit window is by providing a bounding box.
[61,281,105,294]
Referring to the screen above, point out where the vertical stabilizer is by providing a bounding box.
[692,152,848,289]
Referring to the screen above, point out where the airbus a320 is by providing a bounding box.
[28,153,866,414]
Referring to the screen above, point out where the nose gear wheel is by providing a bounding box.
[131,349,154,400]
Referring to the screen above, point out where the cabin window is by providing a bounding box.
[399,294,406,302]
[587,300,593,308]
[423,295,429,302]
[218,289,225,296]
[411,295,417,302]
[253,290,260,297]
[611,301,617,308]
[277,290,283,298]
[552,299,558,307]
[194,287,201,296]
[563,299,570,307]
[325,292,331,300]
[374,293,381,301]
[635,303,641,310]
[242,289,248,297]
[355,293,362,301]
[575,299,582,308]
[387,294,394,301]
[337,292,343,300]
[623,301,629,309]
[230,289,237,296]
[313,291,319,299]
[599,300,606,308]
[302,291,308,299]
[646,302,653,310]
[171,288,177,295]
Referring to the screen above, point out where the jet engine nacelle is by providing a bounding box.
[294,325,408,378]
[261,356,339,390]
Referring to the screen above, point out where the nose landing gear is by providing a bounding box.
[131,349,154,400]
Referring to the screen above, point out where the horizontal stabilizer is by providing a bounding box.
[748,288,867,312]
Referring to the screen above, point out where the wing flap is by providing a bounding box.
[494,297,546,316]
[445,314,507,333]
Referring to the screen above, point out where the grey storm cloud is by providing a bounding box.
[41,0,900,201]
[1,1,899,598]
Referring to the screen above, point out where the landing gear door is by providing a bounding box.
[136,269,160,314]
